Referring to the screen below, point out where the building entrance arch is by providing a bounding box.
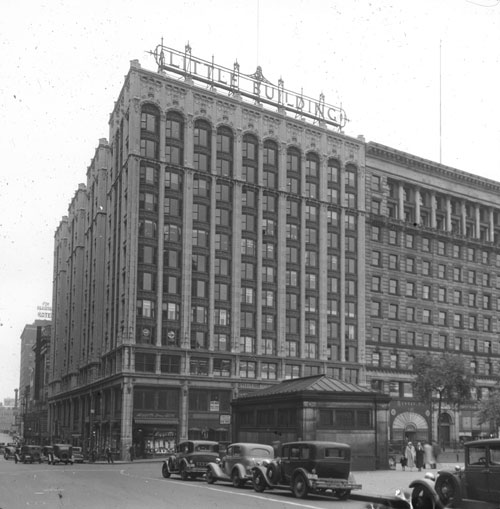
[392,411,428,443]
[439,412,452,449]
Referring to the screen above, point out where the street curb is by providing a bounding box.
[350,493,410,507]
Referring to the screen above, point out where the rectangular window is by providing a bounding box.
[388,304,398,319]
[240,360,256,378]
[240,336,255,353]
[213,358,231,377]
[160,355,181,374]
[190,357,209,375]
[261,362,277,380]
[135,352,156,373]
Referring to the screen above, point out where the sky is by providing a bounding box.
[1,0,500,402]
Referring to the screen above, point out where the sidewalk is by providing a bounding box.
[355,461,463,497]
[90,457,464,499]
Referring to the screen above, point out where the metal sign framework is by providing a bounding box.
[149,41,347,131]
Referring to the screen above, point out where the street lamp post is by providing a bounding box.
[437,385,444,449]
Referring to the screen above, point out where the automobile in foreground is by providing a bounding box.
[410,438,500,509]
[72,446,85,463]
[162,440,220,480]
[41,445,54,463]
[252,440,361,500]
[206,442,274,487]
[51,444,73,465]
[17,445,42,463]
[3,445,17,460]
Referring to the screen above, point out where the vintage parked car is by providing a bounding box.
[410,438,500,509]
[51,444,73,465]
[252,440,362,500]
[206,442,274,487]
[72,446,85,463]
[41,445,54,463]
[18,445,42,463]
[161,440,220,480]
[3,445,17,460]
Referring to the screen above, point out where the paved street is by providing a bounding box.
[0,453,464,509]
[0,458,394,509]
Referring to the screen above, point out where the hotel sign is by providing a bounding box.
[150,42,347,131]
[37,301,52,320]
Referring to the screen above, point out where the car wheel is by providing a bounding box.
[231,470,244,488]
[292,473,309,499]
[206,469,215,484]
[266,463,280,484]
[252,471,266,493]
[435,475,461,506]
[162,463,171,478]
[333,489,350,500]
[179,466,189,481]
[411,484,436,509]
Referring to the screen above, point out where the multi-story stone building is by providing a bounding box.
[365,143,500,445]
[19,319,51,441]
[48,44,500,459]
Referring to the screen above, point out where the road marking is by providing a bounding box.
[206,486,330,508]
[118,470,328,508]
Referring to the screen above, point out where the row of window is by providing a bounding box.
[371,302,495,330]
[372,277,496,309]
[141,105,357,198]
[370,327,495,353]
[141,218,356,254]
[370,350,494,375]
[134,352,348,379]
[371,226,499,264]
[370,379,495,401]
[133,388,230,412]
[373,250,496,286]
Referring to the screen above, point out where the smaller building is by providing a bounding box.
[0,405,16,434]
[231,375,391,470]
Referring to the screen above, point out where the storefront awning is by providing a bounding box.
[135,418,178,425]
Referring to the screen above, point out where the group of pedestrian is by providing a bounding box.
[400,440,438,471]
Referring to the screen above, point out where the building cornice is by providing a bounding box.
[367,141,500,192]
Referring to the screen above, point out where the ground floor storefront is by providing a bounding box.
[47,376,246,460]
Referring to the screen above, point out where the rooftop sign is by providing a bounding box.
[150,42,347,131]
[37,301,52,320]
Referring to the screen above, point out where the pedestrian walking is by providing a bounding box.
[405,442,416,471]
[129,445,134,462]
[14,446,20,464]
[423,441,435,469]
[432,441,440,468]
[106,445,114,464]
[400,453,408,471]
[415,442,424,471]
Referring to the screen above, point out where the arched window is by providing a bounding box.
[242,133,258,184]
[165,111,184,165]
[327,158,340,204]
[305,152,319,199]
[263,140,278,189]
[216,126,233,178]
[194,120,211,171]
[140,104,160,160]
[286,147,301,195]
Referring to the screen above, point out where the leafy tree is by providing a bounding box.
[413,353,474,442]
[477,388,500,431]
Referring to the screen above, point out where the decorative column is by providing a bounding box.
[398,183,405,221]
